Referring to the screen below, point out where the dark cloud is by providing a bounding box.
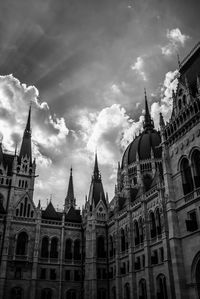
[0,0,199,206]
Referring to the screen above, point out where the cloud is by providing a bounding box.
[131,56,147,81]
[161,28,189,56]
[150,69,179,127]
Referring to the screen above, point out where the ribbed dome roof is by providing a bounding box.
[121,91,162,168]
[121,128,162,168]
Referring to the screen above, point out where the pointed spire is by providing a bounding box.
[19,105,32,163]
[143,88,154,130]
[93,152,101,181]
[65,167,76,212]
[159,112,165,129]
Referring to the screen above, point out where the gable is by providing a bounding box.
[14,192,36,218]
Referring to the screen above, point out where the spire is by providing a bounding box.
[93,152,101,181]
[19,106,32,163]
[143,89,154,130]
[65,167,76,212]
[159,112,165,129]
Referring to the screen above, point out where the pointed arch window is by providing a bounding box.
[41,237,49,258]
[50,237,58,259]
[97,289,106,299]
[74,239,81,260]
[192,150,200,188]
[16,232,28,256]
[138,217,144,243]
[124,283,130,299]
[150,211,156,238]
[65,239,72,260]
[41,288,52,299]
[66,289,76,299]
[180,158,194,195]
[109,235,114,257]
[139,279,147,299]
[97,236,106,258]
[134,221,140,245]
[121,229,125,252]
[156,274,168,299]
[10,287,23,299]
[111,286,116,299]
[155,209,162,235]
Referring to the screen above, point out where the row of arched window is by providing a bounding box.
[180,149,200,195]
[109,210,162,255]
[41,237,81,260]
[18,179,28,189]
[110,274,167,299]
[15,197,34,218]
[164,98,200,139]
[0,177,11,185]
[15,232,82,261]
[9,287,79,299]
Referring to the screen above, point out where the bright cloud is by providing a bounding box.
[131,56,147,81]
[151,70,179,127]
[161,28,189,56]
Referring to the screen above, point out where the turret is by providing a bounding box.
[143,89,154,130]
[88,153,107,209]
[64,167,76,212]
[19,106,32,164]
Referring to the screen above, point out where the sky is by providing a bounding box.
[0,0,199,210]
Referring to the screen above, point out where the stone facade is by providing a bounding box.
[0,42,200,299]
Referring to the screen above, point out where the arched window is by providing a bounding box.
[97,289,106,299]
[178,99,182,110]
[111,286,116,299]
[183,95,186,105]
[121,229,125,252]
[124,283,130,299]
[156,274,168,299]
[139,279,147,299]
[195,259,200,298]
[74,239,81,260]
[0,193,4,207]
[66,289,76,299]
[16,232,28,256]
[10,287,23,299]
[180,158,194,195]
[138,217,144,243]
[109,235,114,257]
[50,237,58,258]
[65,239,72,259]
[149,211,156,238]
[41,237,49,258]
[41,288,52,299]
[155,209,162,235]
[125,226,129,250]
[97,236,106,258]
[134,221,139,245]
[192,150,200,188]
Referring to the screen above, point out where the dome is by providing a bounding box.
[121,128,162,168]
[121,90,162,168]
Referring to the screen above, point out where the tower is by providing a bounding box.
[84,153,108,299]
[64,167,76,212]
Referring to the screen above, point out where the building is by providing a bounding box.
[0,42,200,299]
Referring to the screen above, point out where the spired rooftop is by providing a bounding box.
[121,90,162,169]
